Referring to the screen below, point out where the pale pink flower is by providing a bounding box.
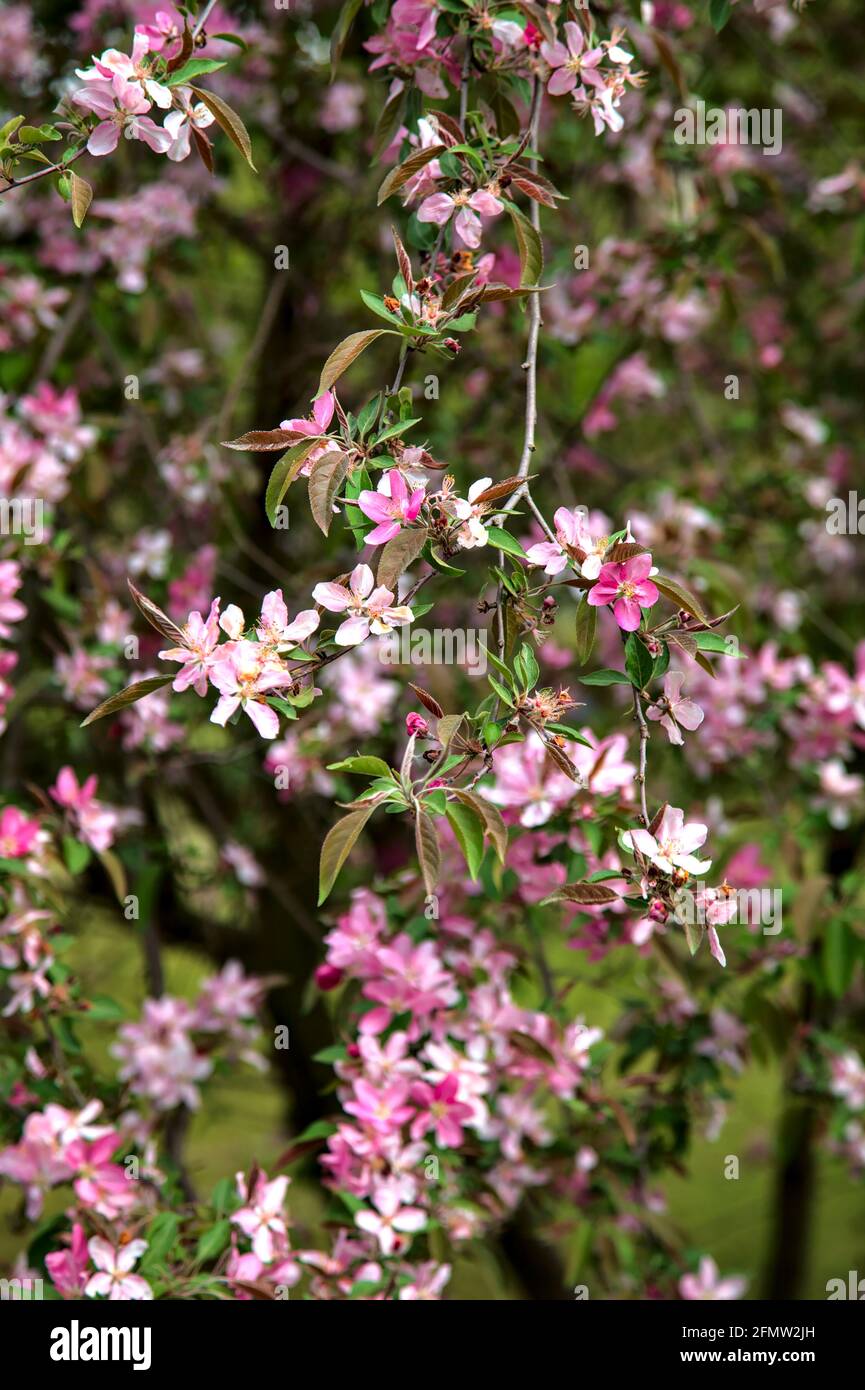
[541,22,604,96]
[73,78,172,157]
[525,506,610,578]
[358,470,425,545]
[85,1237,153,1301]
[162,89,215,162]
[488,737,575,827]
[679,1255,746,1301]
[158,597,221,695]
[416,188,504,250]
[279,391,336,476]
[231,1174,290,1263]
[622,805,712,875]
[355,1182,426,1256]
[255,589,320,651]
[45,1223,90,1298]
[586,553,659,631]
[209,640,292,739]
[312,563,413,646]
[647,671,704,745]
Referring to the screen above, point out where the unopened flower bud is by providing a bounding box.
[315,964,343,992]
[406,712,429,737]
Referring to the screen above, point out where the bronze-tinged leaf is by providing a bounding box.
[511,176,559,209]
[450,788,508,863]
[654,576,710,625]
[392,226,413,295]
[575,595,597,665]
[81,675,174,729]
[693,650,716,679]
[441,271,477,310]
[408,682,444,720]
[166,23,194,72]
[189,84,256,170]
[429,111,464,146]
[543,737,579,782]
[668,631,698,656]
[318,329,394,395]
[604,541,647,564]
[126,580,186,645]
[647,801,669,837]
[371,88,407,162]
[97,848,128,903]
[684,918,704,956]
[222,428,311,452]
[265,438,320,525]
[435,713,464,751]
[415,809,441,896]
[376,526,428,592]
[377,144,446,206]
[308,450,349,536]
[542,882,622,906]
[651,28,688,99]
[472,475,534,505]
[476,282,540,304]
[191,124,215,175]
[318,804,377,905]
[70,171,92,228]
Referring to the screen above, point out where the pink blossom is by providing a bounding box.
[622,805,712,875]
[488,737,575,827]
[358,470,425,545]
[646,671,704,745]
[69,1133,138,1219]
[255,589,320,651]
[231,1174,290,1262]
[45,1223,90,1298]
[73,77,172,157]
[312,563,413,646]
[85,1236,152,1301]
[49,766,120,852]
[343,1078,415,1135]
[409,1073,474,1147]
[417,187,504,250]
[0,560,26,637]
[586,553,659,630]
[679,1255,746,1301]
[525,506,610,578]
[158,597,222,695]
[209,640,292,739]
[541,22,604,97]
[354,1181,426,1255]
[279,391,336,476]
[0,805,41,858]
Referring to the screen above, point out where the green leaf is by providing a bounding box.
[823,918,855,997]
[18,124,62,143]
[506,202,543,286]
[579,668,631,687]
[167,59,227,86]
[575,596,597,665]
[624,633,655,691]
[331,0,365,78]
[196,1219,232,1263]
[487,673,515,707]
[691,631,744,657]
[264,438,319,525]
[654,575,710,625]
[318,804,377,904]
[445,802,485,879]
[139,1213,180,1272]
[327,756,393,777]
[450,788,508,862]
[709,0,732,32]
[69,171,92,229]
[485,525,527,559]
[86,994,125,1021]
[415,809,441,895]
[63,835,92,876]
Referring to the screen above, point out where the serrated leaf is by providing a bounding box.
[81,675,174,728]
[327,755,392,777]
[318,804,377,904]
[318,329,395,395]
[308,450,349,535]
[127,579,187,645]
[376,526,427,591]
[222,428,311,452]
[579,668,631,687]
[377,143,447,205]
[415,809,441,895]
[542,882,622,906]
[189,85,256,169]
[167,58,227,85]
[408,682,444,719]
[654,576,710,625]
